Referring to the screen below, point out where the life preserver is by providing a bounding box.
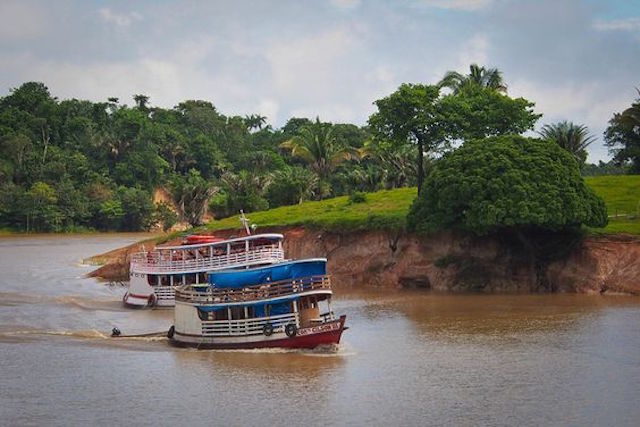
[167,325,175,339]
[147,293,157,308]
[285,323,297,338]
[263,323,274,336]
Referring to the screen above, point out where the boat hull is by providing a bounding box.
[169,316,347,350]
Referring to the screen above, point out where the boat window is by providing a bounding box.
[230,306,245,320]
[197,308,212,321]
[213,309,228,321]
[269,301,291,316]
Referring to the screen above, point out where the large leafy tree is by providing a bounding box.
[368,84,446,194]
[438,63,507,93]
[538,121,595,167]
[439,85,540,141]
[604,91,640,173]
[408,135,607,288]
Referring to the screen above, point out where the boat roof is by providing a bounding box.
[208,258,327,289]
[159,233,284,251]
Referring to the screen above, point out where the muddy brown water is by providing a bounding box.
[1,234,639,426]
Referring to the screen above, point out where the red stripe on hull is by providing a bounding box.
[170,316,347,350]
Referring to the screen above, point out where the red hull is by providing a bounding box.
[170,316,347,350]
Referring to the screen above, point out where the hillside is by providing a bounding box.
[206,175,640,235]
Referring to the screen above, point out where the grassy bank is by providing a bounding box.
[206,175,640,235]
[206,188,415,233]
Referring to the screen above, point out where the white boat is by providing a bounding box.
[124,233,285,307]
[168,259,347,349]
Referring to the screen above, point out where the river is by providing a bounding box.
[1,234,639,426]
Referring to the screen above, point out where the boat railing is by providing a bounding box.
[153,285,176,300]
[175,275,332,305]
[200,312,299,337]
[130,246,284,274]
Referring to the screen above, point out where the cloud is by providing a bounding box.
[330,0,361,9]
[99,8,142,30]
[0,1,47,41]
[508,78,635,162]
[418,0,494,11]
[455,34,489,69]
[594,17,640,32]
[255,99,280,125]
[264,26,361,101]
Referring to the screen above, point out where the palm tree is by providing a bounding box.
[438,64,507,94]
[538,121,595,166]
[279,118,359,179]
[244,114,267,131]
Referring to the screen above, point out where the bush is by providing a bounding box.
[348,191,367,204]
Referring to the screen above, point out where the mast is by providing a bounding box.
[239,210,251,236]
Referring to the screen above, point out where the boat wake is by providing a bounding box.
[198,342,354,356]
[0,291,124,312]
[0,328,109,342]
[53,295,125,312]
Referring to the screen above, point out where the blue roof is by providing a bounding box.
[208,258,326,289]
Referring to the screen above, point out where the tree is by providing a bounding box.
[153,202,178,232]
[169,169,215,226]
[368,84,445,194]
[439,85,540,141]
[280,118,358,180]
[218,171,270,214]
[118,186,154,231]
[538,121,595,167]
[438,64,507,93]
[361,139,418,188]
[244,114,267,131]
[604,90,640,173]
[408,135,608,288]
[267,166,318,206]
[133,94,150,112]
[27,181,62,231]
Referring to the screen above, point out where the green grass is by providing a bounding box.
[205,175,640,235]
[585,175,640,235]
[206,187,417,233]
[584,175,640,216]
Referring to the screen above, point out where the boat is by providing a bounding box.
[124,233,286,307]
[168,258,348,349]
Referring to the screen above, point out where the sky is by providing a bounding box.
[1,0,639,162]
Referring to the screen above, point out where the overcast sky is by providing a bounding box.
[1,0,639,162]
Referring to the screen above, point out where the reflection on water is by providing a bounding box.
[1,235,640,426]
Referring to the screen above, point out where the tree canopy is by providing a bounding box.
[538,121,595,167]
[368,84,446,194]
[438,64,507,94]
[605,90,640,173]
[407,135,608,234]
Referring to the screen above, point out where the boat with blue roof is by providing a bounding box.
[168,258,348,349]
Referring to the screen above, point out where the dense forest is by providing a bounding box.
[0,66,637,232]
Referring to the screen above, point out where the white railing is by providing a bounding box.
[200,312,299,337]
[130,247,284,274]
[154,286,176,300]
[175,275,332,305]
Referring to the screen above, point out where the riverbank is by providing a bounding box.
[87,226,640,295]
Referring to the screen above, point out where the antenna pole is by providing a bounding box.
[239,210,251,235]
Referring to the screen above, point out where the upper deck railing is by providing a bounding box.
[130,246,285,274]
[175,275,332,305]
